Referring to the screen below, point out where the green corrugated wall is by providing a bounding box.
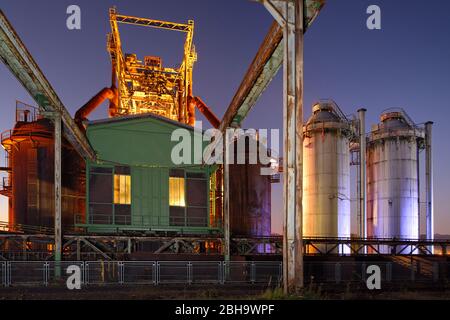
[83,115,215,232]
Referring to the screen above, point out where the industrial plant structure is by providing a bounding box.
[0,8,275,253]
[0,2,441,278]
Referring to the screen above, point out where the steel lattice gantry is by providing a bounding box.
[108,7,197,124]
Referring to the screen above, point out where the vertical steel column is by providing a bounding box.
[293,0,304,292]
[76,239,81,261]
[54,113,62,277]
[223,131,231,263]
[262,0,304,293]
[425,122,433,245]
[358,108,367,240]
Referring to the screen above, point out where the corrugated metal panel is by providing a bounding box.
[132,167,169,227]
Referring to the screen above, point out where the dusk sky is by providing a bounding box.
[1,0,450,235]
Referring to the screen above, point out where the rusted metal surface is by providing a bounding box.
[218,0,325,131]
[223,134,231,262]
[219,21,282,130]
[0,10,96,161]
[228,139,271,241]
[75,87,118,130]
[54,114,62,265]
[190,96,221,128]
[261,0,307,293]
[1,116,85,231]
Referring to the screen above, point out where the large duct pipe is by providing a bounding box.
[425,121,433,242]
[358,108,367,240]
[75,87,117,130]
[190,96,221,128]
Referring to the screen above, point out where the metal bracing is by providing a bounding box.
[217,0,324,132]
[1,234,450,260]
[0,10,96,161]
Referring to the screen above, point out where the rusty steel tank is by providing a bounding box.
[303,101,354,253]
[1,105,85,230]
[228,133,272,239]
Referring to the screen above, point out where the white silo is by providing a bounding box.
[366,109,425,249]
[303,101,354,252]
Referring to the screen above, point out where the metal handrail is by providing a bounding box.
[0,220,54,234]
[80,213,210,228]
[0,177,11,191]
[314,98,349,122]
[0,130,12,143]
[380,107,418,128]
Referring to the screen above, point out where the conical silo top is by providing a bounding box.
[380,109,414,130]
[307,101,342,125]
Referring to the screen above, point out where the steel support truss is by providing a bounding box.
[1,234,449,261]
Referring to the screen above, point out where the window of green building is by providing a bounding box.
[89,165,131,225]
[169,169,208,227]
[113,166,131,224]
[169,177,185,207]
[114,174,131,204]
[89,167,113,224]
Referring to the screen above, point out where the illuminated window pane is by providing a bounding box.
[114,174,131,204]
[169,177,185,207]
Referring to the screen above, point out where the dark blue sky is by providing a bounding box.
[1,0,450,235]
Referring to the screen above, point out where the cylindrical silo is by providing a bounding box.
[303,101,353,251]
[367,110,424,248]
[229,135,271,239]
[2,116,85,231]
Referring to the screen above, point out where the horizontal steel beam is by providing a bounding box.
[114,15,192,32]
[0,10,96,161]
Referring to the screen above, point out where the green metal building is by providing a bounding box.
[76,113,220,234]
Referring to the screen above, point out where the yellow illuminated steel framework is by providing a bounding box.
[114,174,131,204]
[107,7,197,124]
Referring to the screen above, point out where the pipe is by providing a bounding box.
[358,108,367,240]
[75,87,117,129]
[425,121,433,243]
[190,96,220,128]
[187,99,196,127]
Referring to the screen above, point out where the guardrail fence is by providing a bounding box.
[1,261,283,287]
[1,260,450,287]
